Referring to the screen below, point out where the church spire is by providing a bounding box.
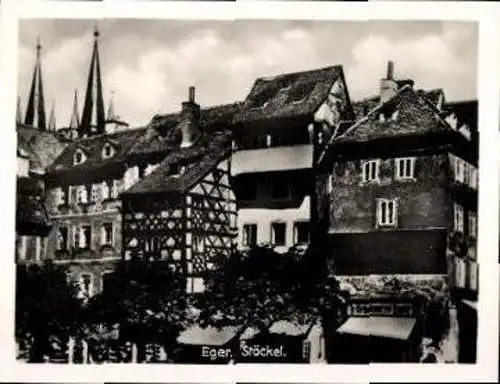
[80,26,105,137]
[48,100,56,132]
[106,90,116,121]
[69,89,80,130]
[24,37,47,130]
[16,95,23,125]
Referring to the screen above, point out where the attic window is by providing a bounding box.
[102,143,116,159]
[73,149,87,165]
[170,164,186,177]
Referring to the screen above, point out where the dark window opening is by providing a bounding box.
[294,222,309,244]
[271,222,286,246]
[243,224,257,247]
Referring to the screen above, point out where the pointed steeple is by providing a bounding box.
[24,37,47,130]
[16,95,23,125]
[80,26,105,137]
[106,90,116,121]
[48,100,56,131]
[69,89,80,130]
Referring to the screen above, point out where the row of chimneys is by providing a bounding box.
[179,61,408,148]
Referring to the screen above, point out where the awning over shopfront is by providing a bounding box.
[336,316,417,341]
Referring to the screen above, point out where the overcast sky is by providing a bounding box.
[18,20,477,128]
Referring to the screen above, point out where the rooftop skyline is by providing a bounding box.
[18,20,478,127]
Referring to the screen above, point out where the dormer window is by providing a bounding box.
[446,113,458,130]
[74,149,87,165]
[170,164,186,177]
[102,143,116,159]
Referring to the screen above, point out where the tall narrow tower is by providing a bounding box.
[80,26,105,137]
[16,95,23,125]
[48,100,56,132]
[24,38,46,130]
[69,89,80,130]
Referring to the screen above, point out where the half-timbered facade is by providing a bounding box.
[317,62,478,287]
[121,88,238,293]
[231,66,354,252]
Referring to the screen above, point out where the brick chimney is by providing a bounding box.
[179,86,201,148]
[380,61,398,103]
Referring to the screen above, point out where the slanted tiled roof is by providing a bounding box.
[47,127,146,175]
[351,89,443,121]
[443,100,478,133]
[123,130,232,196]
[17,124,68,174]
[335,86,452,144]
[128,103,241,159]
[234,66,344,126]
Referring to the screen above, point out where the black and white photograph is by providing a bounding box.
[13,18,480,366]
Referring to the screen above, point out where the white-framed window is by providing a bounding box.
[395,157,416,180]
[361,159,379,182]
[242,224,257,247]
[17,236,28,261]
[293,221,310,244]
[111,180,120,199]
[455,258,466,289]
[470,166,478,190]
[101,223,113,246]
[453,203,464,233]
[78,273,93,298]
[57,227,69,250]
[454,157,465,183]
[91,183,102,202]
[76,186,88,204]
[35,237,42,262]
[72,226,80,248]
[68,186,76,205]
[73,149,87,165]
[54,187,66,206]
[469,261,478,291]
[302,340,311,361]
[102,143,115,159]
[376,198,397,227]
[271,222,286,246]
[468,211,477,238]
[74,225,92,249]
[101,181,110,200]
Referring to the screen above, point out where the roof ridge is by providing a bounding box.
[256,65,341,82]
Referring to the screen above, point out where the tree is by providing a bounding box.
[83,259,192,361]
[16,260,82,362]
[196,245,348,333]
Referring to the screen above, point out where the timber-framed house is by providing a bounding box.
[121,87,238,294]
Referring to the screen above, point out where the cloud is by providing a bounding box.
[347,24,477,101]
[17,21,477,128]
